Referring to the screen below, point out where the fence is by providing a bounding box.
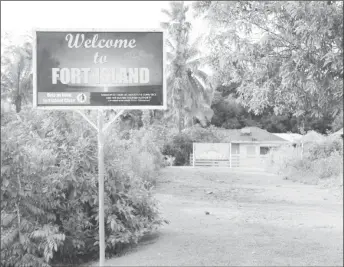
[190,153,269,168]
[189,153,230,167]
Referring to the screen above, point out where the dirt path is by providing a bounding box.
[104,167,343,266]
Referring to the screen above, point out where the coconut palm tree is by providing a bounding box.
[161,1,214,133]
[1,34,32,113]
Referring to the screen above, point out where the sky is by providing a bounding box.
[1,1,207,42]
[1,1,168,31]
[1,1,212,76]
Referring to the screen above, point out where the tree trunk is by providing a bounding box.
[15,95,22,113]
[178,108,182,133]
[16,66,22,113]
[16,173,22,244]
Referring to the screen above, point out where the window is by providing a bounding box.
[231,143,240,154]
[260,146,270,155]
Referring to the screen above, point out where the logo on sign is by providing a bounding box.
[77,93,87,103]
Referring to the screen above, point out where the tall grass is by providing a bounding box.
[265,138,343,198]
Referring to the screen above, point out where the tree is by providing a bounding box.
[331,110,343,132]
[161,1,214,133]
[1,33,33,113]
[194,1,343,121]
[210,82,333,133]
[1,107,166,266]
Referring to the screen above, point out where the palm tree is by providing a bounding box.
[161,1,214,133]
[1,34,32,113]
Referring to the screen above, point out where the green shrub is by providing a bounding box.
[266,138,343,187]
[312,151,343,179]
[162,133,193,166]
[106,125,165,186]
[305,138,343,161]
[1,108,166,267]
[162,125,224,166]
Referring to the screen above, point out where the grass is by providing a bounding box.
[265,138,343,199]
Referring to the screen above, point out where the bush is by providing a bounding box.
[162,124,224,166]
[162,133,193,166]
[1,108,166,267]
[106,125,166,186]
[312,151,343,179]
[266,138,343,188]
[305,138,343,161]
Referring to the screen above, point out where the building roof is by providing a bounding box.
[328,128,343,140]
[332,128,343,136]
[300,130,325,143]
[219,127,289,143]
[272,133,303,143]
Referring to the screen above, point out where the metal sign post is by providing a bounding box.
[97,110,105,266]
[76,108,123,266]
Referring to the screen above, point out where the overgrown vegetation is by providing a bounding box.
[195,1,343,120]
[1,1,343,265]
[1,108,166,266]
[266,137,343,198]
[162,125,227,165]
[162,134,193,166]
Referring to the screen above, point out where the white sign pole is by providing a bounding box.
[229,142,232,168]
[193,143,195,167]
[75,109,124,266]
[98,108,124,266]
[97,109,105,266]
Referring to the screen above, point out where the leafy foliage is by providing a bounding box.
[331,110,343,132]
[162,1,214,132]
[1,33,32,113]
[162,124,223,165]
[106,122,166,186]
[194,1,343,120]
[266,137,343,188]
[211,86,334,133]
[1,108,166,266]
[162,134,193,166]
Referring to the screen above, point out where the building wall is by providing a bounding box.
[230,143,259,168]
[231,143,285,168]
[192,142,287,168]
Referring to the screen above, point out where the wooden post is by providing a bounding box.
[301,142,304,160]
[192,143,195,167]
[229,142,232,168]
[97,110,105,266]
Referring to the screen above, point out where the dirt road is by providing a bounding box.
[104,167,343,266]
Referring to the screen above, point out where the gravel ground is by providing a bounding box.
[95,167,343,266]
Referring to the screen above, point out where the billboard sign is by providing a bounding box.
[33,29,166,109]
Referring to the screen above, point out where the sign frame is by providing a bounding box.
[32,28,167,110]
